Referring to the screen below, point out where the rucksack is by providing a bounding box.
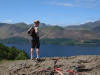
[27,27,37,38]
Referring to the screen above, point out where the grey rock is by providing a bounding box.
[0,55,100,75]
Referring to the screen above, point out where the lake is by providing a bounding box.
[5,43,100,57]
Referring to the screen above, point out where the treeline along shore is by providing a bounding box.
[1,37,100,46]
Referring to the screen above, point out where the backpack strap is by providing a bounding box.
[27,26,34,36]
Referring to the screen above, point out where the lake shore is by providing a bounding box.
[0,55,100,75]
[1,37,100,46]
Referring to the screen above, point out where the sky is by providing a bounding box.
[0,0,100,26]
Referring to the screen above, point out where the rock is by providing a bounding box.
[0,55,100,75]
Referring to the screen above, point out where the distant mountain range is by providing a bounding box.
[0,20,100,42]
[66,20,100,31]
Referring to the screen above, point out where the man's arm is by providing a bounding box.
[27,26,34,36]
[27,26,32,33]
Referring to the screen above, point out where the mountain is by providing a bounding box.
[0,20,100,41]
[0,22,29,39]
[29,23,48,28]
[66,20,100,30]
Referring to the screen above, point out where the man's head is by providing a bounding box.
[34,20,40,27]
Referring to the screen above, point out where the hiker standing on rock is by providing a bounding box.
[27,20,40,60]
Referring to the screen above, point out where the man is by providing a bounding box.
[27,20,40,60]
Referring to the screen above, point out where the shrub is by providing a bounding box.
[0,43,29,60]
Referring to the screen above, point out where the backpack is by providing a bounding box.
[27,27,37,38]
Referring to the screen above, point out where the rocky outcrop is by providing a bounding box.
[0,55,100,75]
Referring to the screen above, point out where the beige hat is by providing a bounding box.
[34,20,40,23]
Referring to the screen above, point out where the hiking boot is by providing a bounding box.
[36,57,40,61]
[31,57,35,60]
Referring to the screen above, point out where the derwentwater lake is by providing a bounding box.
[5,43,100,57]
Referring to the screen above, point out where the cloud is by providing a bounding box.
[49,0,100,8]
[75,0,100,8]
[51,2,73,7]
[1,19,13,23]
[23,21,30,24]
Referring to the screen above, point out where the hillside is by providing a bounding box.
[0,20,100,44]
[0,43,29,60]
[0,56,100,75]
[66,20,100,30]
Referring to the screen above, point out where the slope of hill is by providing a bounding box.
[0,43,29,60]
[66,20,100,30]
[0,22,48,39]
[0,20,100,45]
[0,56,100,75]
